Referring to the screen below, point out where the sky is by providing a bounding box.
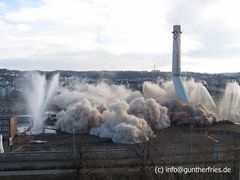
[0,0,240,73]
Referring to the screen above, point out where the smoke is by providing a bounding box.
[27,73,221,144]
[90,101,154,144]
[163,100,216,127]
[51,80,130,110]
[140,79,216,127]
[142,81,167,102]
[142,78,216,111]
[128,97,170,129]
[48,78,170,143]
[55,99,103,133]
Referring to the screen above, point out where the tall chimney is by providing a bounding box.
[172,25,181,76]
[172,25,189,103]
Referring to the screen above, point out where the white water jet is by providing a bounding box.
[0,134,4,153]
[184,78,216,111]
[218,81,240,122]
[26,73,59,134]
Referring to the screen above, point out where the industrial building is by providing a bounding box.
[0,115,17,140]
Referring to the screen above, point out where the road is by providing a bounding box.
[0,143,239,172]
[0,169,74,176]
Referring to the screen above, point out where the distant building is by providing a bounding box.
[151,64,160,73]
[0,115,17,140]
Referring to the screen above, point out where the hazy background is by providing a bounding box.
[0,0,239,73]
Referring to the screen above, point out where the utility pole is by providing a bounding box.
[72,128,76,160]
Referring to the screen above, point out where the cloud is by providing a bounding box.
[0,0,239,72]
[16,23,32,31]
[0,20,13,31]
[0,2,6,10]
[202,0,240,30]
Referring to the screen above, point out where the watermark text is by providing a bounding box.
[154,166,231,175]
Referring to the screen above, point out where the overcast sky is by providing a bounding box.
[0,0,239,73]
